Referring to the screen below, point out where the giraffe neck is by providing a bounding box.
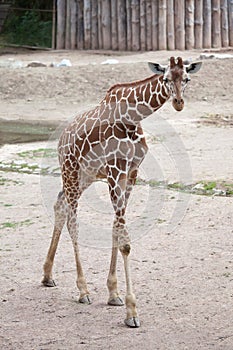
[105,75,170,126]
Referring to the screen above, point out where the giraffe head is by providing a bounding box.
[148,57,202,111]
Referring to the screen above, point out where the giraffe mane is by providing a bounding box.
[107,74,161,94]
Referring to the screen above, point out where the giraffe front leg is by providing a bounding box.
[119,231,140,328]
[107,233,124,306]
[67,205,91,305]
[110,214,140,326]
[107,159,140,327]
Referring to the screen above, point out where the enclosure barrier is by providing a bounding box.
[56,0,233,51]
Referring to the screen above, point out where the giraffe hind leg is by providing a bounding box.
[42,190,67,287]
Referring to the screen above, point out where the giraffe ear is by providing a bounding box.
[148,62,166,75]
[185,62,202,74]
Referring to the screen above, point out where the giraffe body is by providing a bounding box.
[42,57,202,327]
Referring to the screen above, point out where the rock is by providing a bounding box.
[101,59,119,65]
[192,183,205,191]
[56,59,72,67]
[27,61,47,68]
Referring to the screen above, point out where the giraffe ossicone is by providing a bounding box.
[42,56,202,328]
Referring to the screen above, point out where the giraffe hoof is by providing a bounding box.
[108,296,124,306]
[124,317,140,328]
[79,295,92,304]
[42,278,56,287]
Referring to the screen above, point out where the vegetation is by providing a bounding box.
[0,219,33,230]
[1,0,53,47]
[17,148,57,159]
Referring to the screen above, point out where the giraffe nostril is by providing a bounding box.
[174,98,184,105]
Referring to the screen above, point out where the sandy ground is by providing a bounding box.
[0,48,233,350]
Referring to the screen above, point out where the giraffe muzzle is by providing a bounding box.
[172,97,184,111]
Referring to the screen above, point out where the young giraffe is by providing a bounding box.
[42,57,202,327]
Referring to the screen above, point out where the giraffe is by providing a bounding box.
[42,57,202,328]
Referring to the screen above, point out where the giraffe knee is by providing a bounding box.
[120,243,131,255]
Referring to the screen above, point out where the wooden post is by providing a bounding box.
[146,0,152,50]
[194,0,203,48]
[70,0,77,49]
[118,0,127,50]
[212,0,221,48]
[84,0,91,49]
[77,0,84,49]
[174,0,185,49]
[167,0,175,50]
[158,0,167,50]
[111,0,118,50]
[140,0,146,50]
[126,0,132,50]
[229,0,233,46]
[98,0,103,49]
[151,0,158,50]
[101,0,111,49]
[185,0,194,49]
[203,0,211,48]
[91,0,98,49]
[220,0,229,47]
[56,0,66,49]
[52,0,56,49]
[131,0,140,50]
[65,0,71,49]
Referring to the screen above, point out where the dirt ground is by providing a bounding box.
[0,48,233,350]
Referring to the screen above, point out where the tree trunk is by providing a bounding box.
[228,0,233,46]
[146,0,152,50]
[140,0,146,50]
[194,0,203,48]
[158,0,167,50]
[185,0,194,49]
[203,0,211,48]
[84,0,91,49]
[167,0,175,50]
[111,0,118,50]
[151,0,158,50]
[102,0,111,49]
[220,0,229,47]
[91,0,98,49]
[174,0,185,49]
[70,0,77,49]
[131,0,140,50]
[77,0,84,49]
[212,0,221,48]
[56,0,66,49]
[118,0,127,50]
[65,1,71,49]
[52,0,56,49]
[98,0,103,49]
[126,0,132,50]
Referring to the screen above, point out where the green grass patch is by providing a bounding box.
[0,176,23,186]
[167,182,186,191]
[135,178,233,197]
[0,161,40,174]
[0,219,33,230]
[202,181,217,191]
[17,148,57,159]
